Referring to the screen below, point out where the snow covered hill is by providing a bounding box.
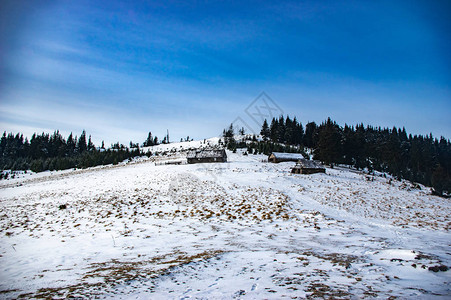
[0,147,450,299]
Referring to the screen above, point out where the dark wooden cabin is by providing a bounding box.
[187,149,227,164]
[291,159,325,174]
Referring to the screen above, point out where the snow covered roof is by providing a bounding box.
[295,159,325,169]
[269,152,305,160]
[187,149,226,159]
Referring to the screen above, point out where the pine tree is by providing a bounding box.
[270,118,278,142]
[293,117,303,145]
[284,116,294,144]
[260,119,270,140]
[277,116,285,143]
[77,130,87,153]
[67,133,76,155]
[304,122,317,148]
[223,124,234,138]
[87,135,95,151]
[314,118,342,166]
[143,132,154,147]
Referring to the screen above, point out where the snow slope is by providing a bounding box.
[0,148,450,299]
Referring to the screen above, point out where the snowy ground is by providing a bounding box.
[0,148,450,299]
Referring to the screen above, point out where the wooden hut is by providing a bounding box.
[268,152,305,163]
[187,149,227,164]
[291,159,325,174]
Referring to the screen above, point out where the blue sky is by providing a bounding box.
[1,0,450,145]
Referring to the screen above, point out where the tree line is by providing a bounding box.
[0,130,165,173]
[222,123,306,156]
[224,115,450,196]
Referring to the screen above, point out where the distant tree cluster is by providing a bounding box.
[261,116,304,145]
[142,130,171,146]
[0,131,142,173]
[142,132,159,147]
[307,118,451,196]
[223,121,306,156]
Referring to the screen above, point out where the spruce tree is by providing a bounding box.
[144,132,153,147]
[314,118,342,166]
[77,130,87,153]
[67,133,76,155]
[260,119,270,140]
[304,122,317,148]
[88,135,95,151]
[270,118,278,142]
